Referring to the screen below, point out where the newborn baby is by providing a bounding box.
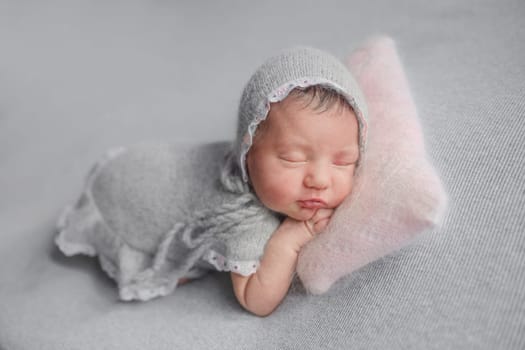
[233,84,364,316]
[56,46,367,316]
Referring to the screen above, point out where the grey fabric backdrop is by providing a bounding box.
[1,0,524,349]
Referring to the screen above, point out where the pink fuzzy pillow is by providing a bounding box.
[296,36,448,294]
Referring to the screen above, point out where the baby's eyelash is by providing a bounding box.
[279,156,307,163]
[333,161,355,167]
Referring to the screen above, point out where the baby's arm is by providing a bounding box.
[231,209,333,317]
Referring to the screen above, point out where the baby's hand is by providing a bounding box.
[274,209,334,255]
[304,208,334,235]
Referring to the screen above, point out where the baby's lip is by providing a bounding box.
[298,199,327,209]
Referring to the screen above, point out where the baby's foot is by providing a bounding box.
[177,277,191,286]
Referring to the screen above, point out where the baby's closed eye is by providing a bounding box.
[332,159,356,167]
[278,152,308,163]
[332,150,359,167]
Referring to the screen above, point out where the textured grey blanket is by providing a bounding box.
[1,0,523,349]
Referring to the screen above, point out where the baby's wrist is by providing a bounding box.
[271,218,314,254]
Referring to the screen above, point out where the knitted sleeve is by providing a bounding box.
[202,203,280,276]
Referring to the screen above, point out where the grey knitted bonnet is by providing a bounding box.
[231,46,368,184]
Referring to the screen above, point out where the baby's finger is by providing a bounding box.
[313,217,331,233]
[303,219,316,236]
[312,208,334,223]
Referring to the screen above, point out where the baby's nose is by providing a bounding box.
[304,164,330,190]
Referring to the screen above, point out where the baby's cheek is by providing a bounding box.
[269,178,293,199]
[334,175,354,205]
[267,177,297,202]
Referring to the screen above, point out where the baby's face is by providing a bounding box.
[246,96,360,221]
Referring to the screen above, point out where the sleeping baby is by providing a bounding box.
[56,46,368,317]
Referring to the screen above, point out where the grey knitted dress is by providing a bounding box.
[55,46,368,301]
